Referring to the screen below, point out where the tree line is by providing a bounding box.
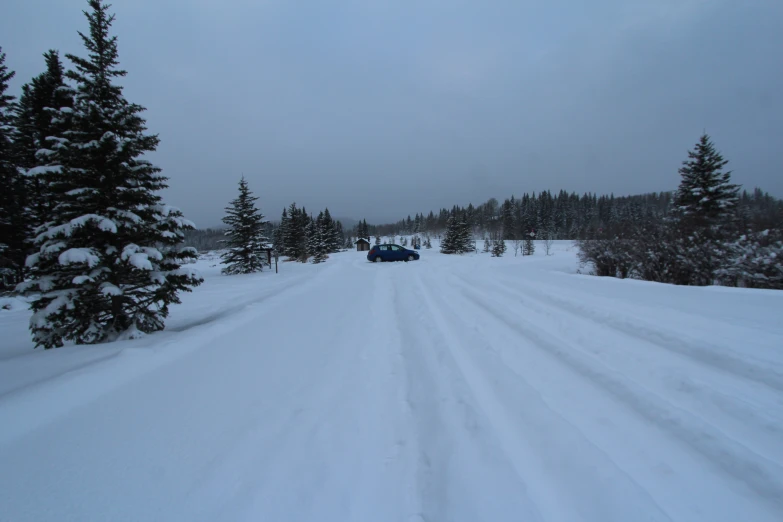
[371,186,780,246]
[370,134,781,288]
[270,203,345,263]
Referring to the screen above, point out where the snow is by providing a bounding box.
[108,208,143,224]
[0,296,29,311]
[65,187,97,196]
[99,282,122,296]
[126,252,153,270]
[58,247,100,267]
[25,164,62,176]
[38,214,118,241]
[1,242,782,521]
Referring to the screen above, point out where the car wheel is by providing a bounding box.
[374,256,382,263]
[407,255,415,262]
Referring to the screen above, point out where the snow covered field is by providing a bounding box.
[1,241,783,522]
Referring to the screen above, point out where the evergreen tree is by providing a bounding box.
[307,213,327,263]
[220,177,269,275]
[357,219,369,240]
[375,235,381,245]
[440,212,474,254]
[674,134,739,226]
[483,236,491,253]
[282,203,300,258]
[20,51,75,231]
[276,208,289,254]
[523,230,536,256]
[271,224,282,254]
[671,134,740,285]
[283,202,308,261]
[320,208,331,250]
[501,198,516,240]
[284,204,296,257]
[23,0,202,348]
[9,51,76,278]
[0,47,28,283]
[492,238,506,257]
[295,206,310,262]
[456,211,473,253]
[321,207,340,253]
[440,215,458,254]
[424,236,432,249]
[335,220,345,251]
[13,84,36,173]
[305,215,316,259]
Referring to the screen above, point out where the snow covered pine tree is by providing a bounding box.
[669,133,739,285]
[22,0,202,348]
[440,215,458,254]
[0,47,29,285]
[523,230,536,256]
[457,212,473,253]
[320,208,340,253]
[492,237,506,257]
[307,213,328,264]
[14,50,75,236]
[282,202,310,262]
[220,176,270,274]
[0,48,37,288]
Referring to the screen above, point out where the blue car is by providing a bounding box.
[367,244,420,263]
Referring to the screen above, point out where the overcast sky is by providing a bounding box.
[3,0,782,226]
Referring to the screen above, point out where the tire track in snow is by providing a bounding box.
[454,282,783,513]
[483,273,783,393]
[392,271,458,522]
[418,270,674,522]
[349,264,422,522]
[393,266,545,522]
[167,272,314,333]
[212,259,422,522]
[454,273,783,463]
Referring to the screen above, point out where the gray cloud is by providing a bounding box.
[3,0,782,226]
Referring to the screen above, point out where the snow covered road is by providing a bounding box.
[2,245,783,521]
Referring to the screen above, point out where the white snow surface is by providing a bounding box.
[58,247,100,267]
[1,242,783,522]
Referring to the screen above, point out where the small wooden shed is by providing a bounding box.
[355,238,371,252]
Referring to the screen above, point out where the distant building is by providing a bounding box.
[355,238,371,252]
